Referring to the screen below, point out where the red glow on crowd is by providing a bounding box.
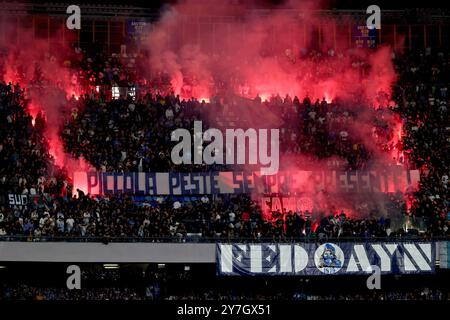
[72,171,90,197]
[0,1,421,229]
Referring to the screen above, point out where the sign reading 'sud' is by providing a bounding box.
[217,243,435,276]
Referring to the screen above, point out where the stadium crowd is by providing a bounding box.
[391,48,450,237]
[0,83,66,197]
[61,91,218,172]
[2,264,448,301]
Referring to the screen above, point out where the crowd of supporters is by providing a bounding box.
[61,92,217,172]
[0,45,449,240]
[1,286,143,300]
[391,48,450,236]
[2,264,448,300]
[0,82,66,197]
[60,81,399,173]
[61,92,403,173]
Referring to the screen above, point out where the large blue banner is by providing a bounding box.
[216,242,435,276]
